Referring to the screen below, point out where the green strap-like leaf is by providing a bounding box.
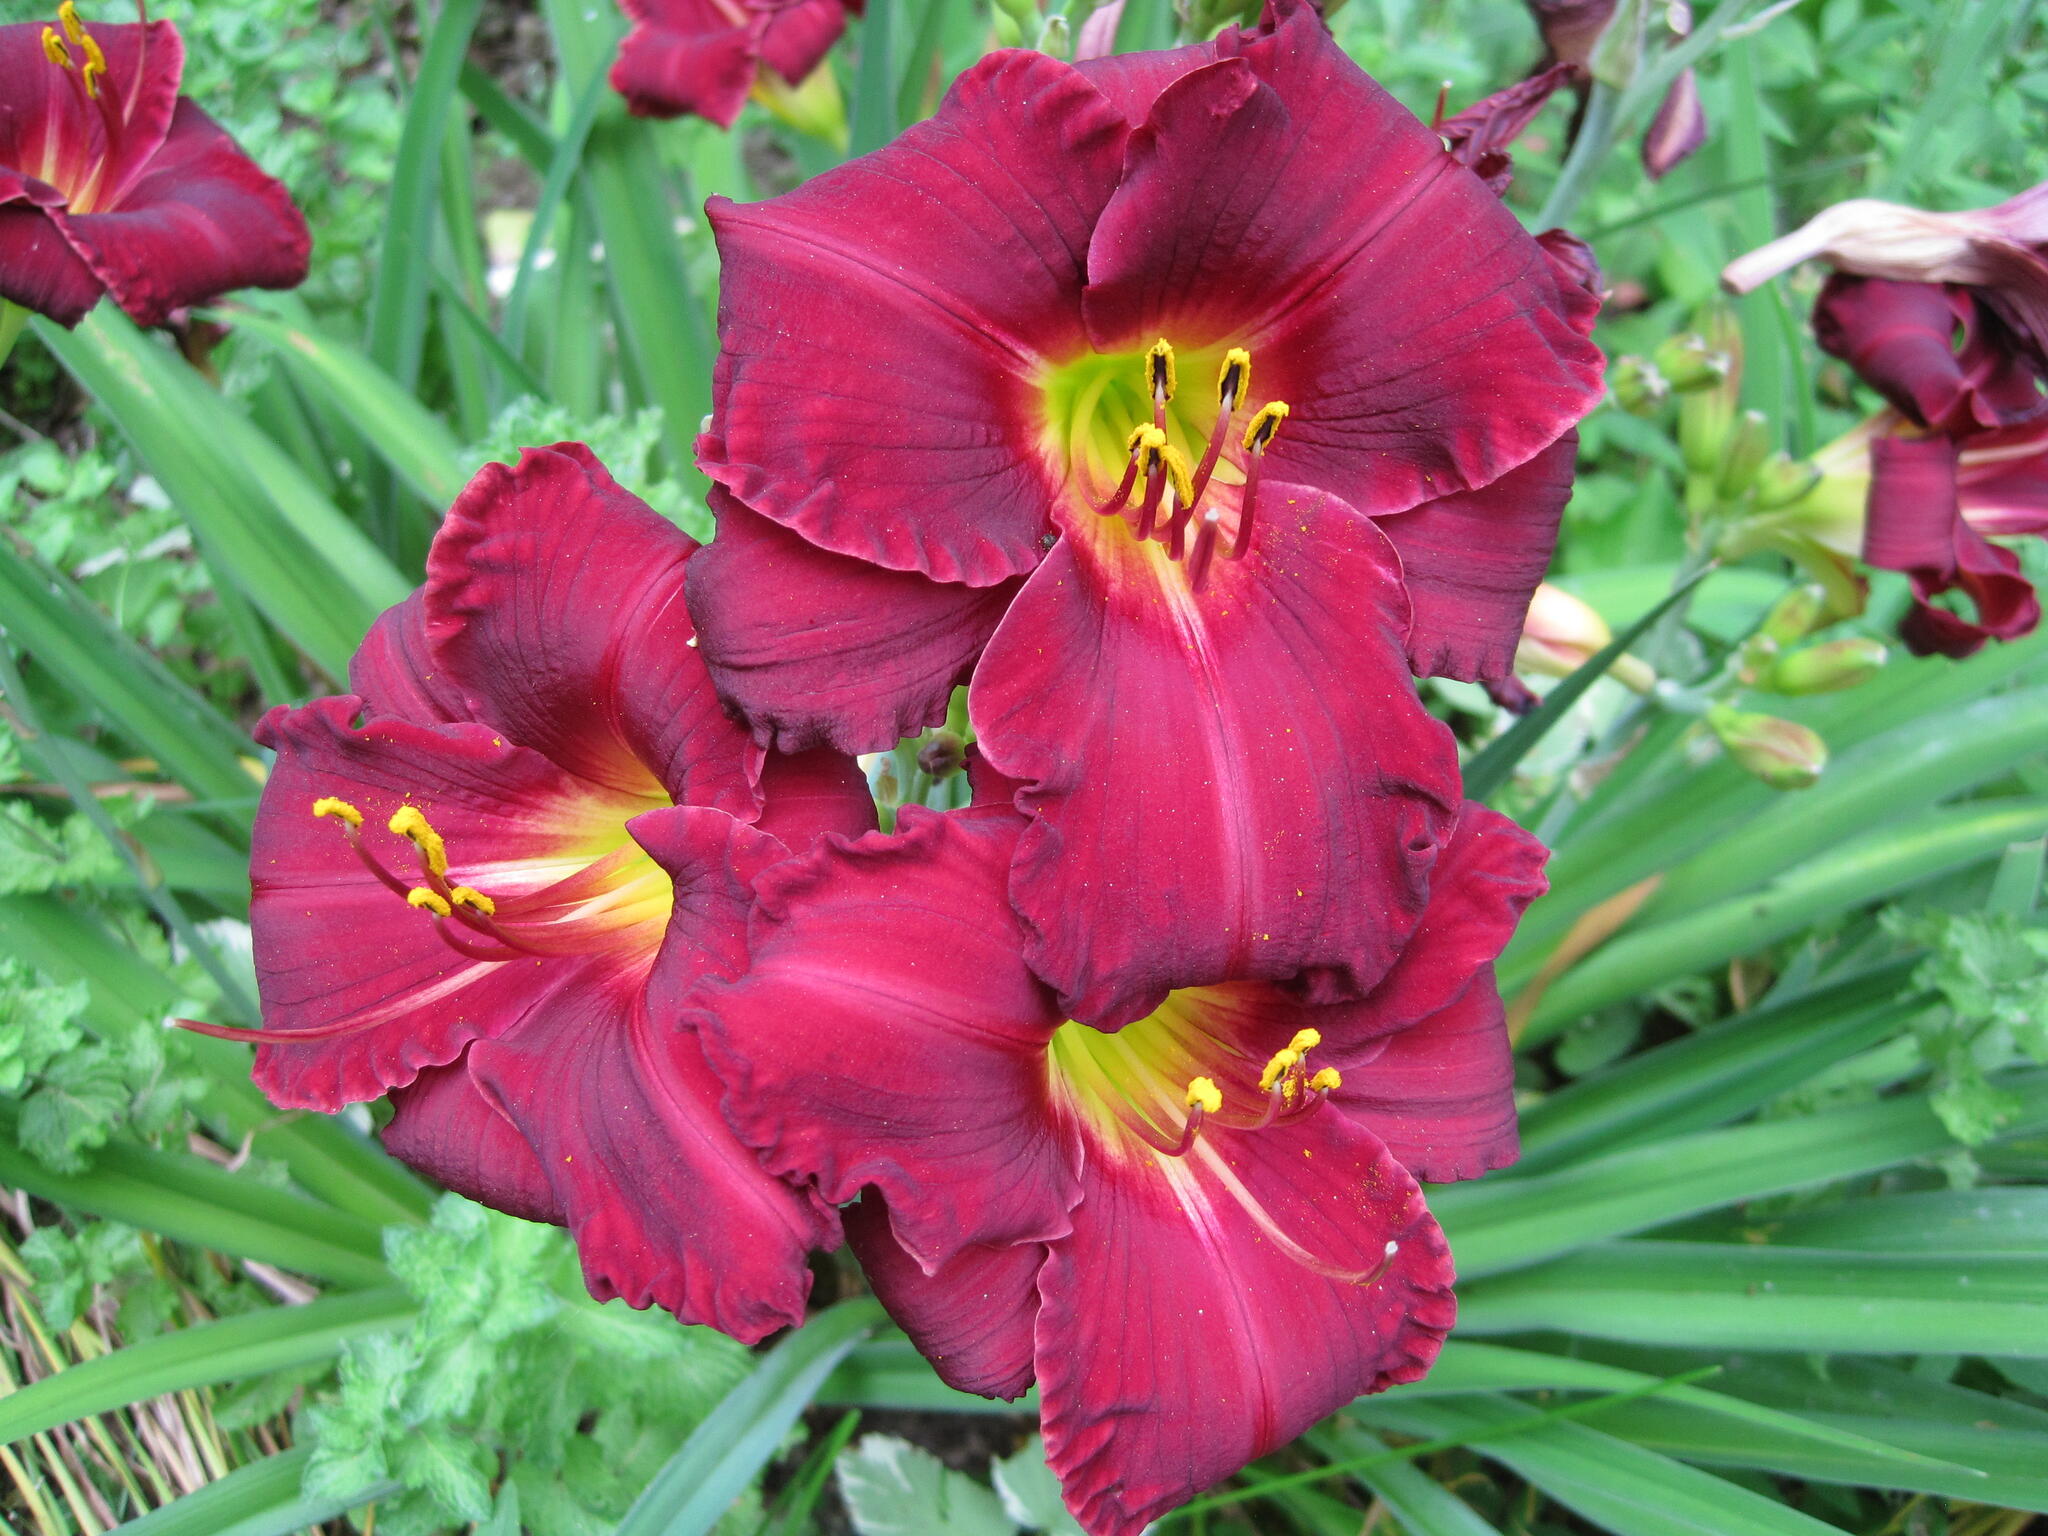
[0,1288,415,1447]
[616,1297,886,1536]
[106,1446,401,1536]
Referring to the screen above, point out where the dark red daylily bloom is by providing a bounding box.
[695,799,1546,1536]
[1865,422,2048,656]
[1812,276,2046,437]
[692,0,1599,1026]
[1797,275,2048,656]
[196,444,874,1341]
[610,0,857,128]
[0,4,308,327]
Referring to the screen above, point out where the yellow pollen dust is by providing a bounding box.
[388,805,449,877]
[449,886,496,915]
[1244,401,1290,453]
[311,796,364,826]
[1217,348,1251,408]
[1147,339,1177,402]
[1185,1076,1222,1114]
[1308,1067,1342,1093]
[406,888,452,917]
[1161,444,1195,511]
[1258,1048,1300,1093]
[41,26,70,67]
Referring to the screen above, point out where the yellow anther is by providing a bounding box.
[406,888,452,917]
[42,26,71,68]
[387,805,449,877]
[1147,339,1177,403]
[311,796,365,826]
[78,30,104,70]
[448,886,496,916]
[1308,1067,1342,1093]
[1217,348,1251,409]
[80,54,102,97]
[1258,1048,1301,1092]
[1243,401,1290,453]
[1185,1077,1222,1114]
[57,1,84,46]
[1161,444,1195,513]
[1287,1028,1322,1054]
[1126,422,1168,459]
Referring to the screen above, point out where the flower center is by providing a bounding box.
[1046,997,1395,1287]
[32,2,127,210]
[1037,339,1291,591]
[309,795,673,966]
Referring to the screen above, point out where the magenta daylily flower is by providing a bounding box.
[690,0,1601,1026]
[610,0,857,127]
[193,444,874,1341]
[695,797,1546,1536]
[0,4,308,327]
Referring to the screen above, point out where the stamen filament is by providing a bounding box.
[1100,424,1165,514]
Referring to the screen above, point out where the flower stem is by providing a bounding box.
[1534,80,1620,231]
[0,302,28,372]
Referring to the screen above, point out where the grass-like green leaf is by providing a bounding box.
[615,1296,886,1536]
[106,1446,401,1536]
[0,1288,416,1447]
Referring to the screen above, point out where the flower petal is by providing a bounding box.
[686,487,1020,755]
[1037,1110,1456,1536]
[972,485,1461,1027]
[1867,434,2042,656]
[845,1192,1043,1400]
[610,0,758,126]
[1335,976,1517,1184]
[1377,434,1579,682]
[755,0,852,85]
[1813,276,2046,434]
[57,100,308,328]
[349,591,476,726]
[424,443,756,815]
[753,747,881,852]
[1080,6,1603,518]
[0,202,102,324]
[465,974,828,1341]
[702,50,1128,585]
[696,806,1082,1268]
[1641,68,1706,179]
[1347,801,1549,1035]
[248,696,646,1110]
[381,1058,565,1225]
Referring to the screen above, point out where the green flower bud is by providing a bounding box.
[1608,355,1670,415]
[989,7,1023,45]
[1757,637,1888,696]
[1759,583,1829,645]
[1707,705,1827,790]
[1679,383,1735,477]
[1035,12,1070,55]
[1752,451,1823,510]
[1714,409,1773,500]
[1650,333,1731,393]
